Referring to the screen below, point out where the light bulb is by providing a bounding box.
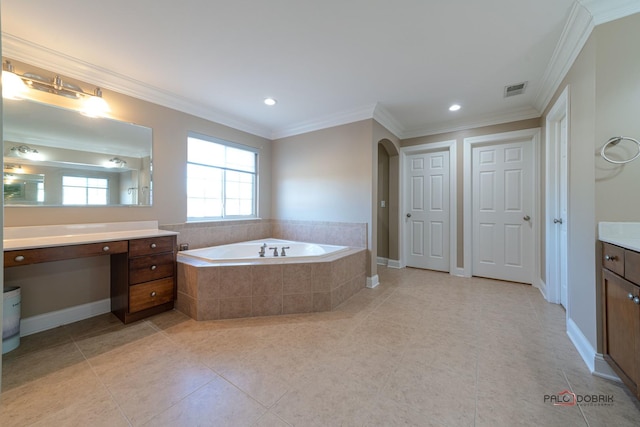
[2,70,28,99]
[81,92,110,118]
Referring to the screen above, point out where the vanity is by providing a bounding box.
[599,222,640,399]
[3,221,178,325]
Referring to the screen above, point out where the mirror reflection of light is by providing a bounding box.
[10,145,43,161]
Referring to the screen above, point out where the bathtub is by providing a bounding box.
[176,238,366,320]
[177,239,349,264]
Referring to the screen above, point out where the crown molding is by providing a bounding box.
[400,105,540,140]
[533,2,594,113]
[372,104,403,139]
[1,33,273,139]
[270,103,378,140]
[580,0,640,25]
[534,1,640,114]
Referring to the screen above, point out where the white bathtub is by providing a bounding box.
[177,239,349,264]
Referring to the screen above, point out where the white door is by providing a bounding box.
[472,141,533,284]
[405,150,450,271]
[546,87,569,307]
[558,116,568,307]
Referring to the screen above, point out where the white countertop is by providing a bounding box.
[3,221,178,251]
[598,222,640,252]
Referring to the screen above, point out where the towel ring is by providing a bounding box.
[600,136,640,164]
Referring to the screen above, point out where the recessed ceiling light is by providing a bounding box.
[264,97,277,106]
[449,104,461,112]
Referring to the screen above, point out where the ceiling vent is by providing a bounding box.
[504,81,527,97]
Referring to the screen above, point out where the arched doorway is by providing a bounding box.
[377,139,400,268]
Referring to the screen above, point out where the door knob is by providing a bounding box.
[406,213,412,218]
[553,218,563,224]
[523,215,531,221]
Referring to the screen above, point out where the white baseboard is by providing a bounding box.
[566,317,596,373]
[593,353,621,382]
[366,275,380,289]
[20,298,111,337]
[376,257,388,266]
[387,259,402,269]
[537,277,548,300]
[451,267,466,277]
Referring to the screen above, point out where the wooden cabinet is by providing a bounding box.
[4,233,177,325]
[4,241,128,267]
[111,235,177,324]
[601,242,640,399]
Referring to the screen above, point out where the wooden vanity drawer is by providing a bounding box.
[129,236,175,257]
[625,249,640,284]
[129,277,175,313]
[5,240,128,267]
[129,253,175,285]
[603,243,625,276]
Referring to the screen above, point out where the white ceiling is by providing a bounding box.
[2,0,639,140]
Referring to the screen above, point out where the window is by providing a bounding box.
[187,134,257,220]
[37,182,44,203]
[62,176,108,205]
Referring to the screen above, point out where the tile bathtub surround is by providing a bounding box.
[161,219,272,250]
[177,248,367,320]
[271,220,367,248]
[3,266,640,426]
[161,219,367,250]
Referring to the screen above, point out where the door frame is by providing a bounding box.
[463,128,540,285]
[545,85,570,306]
[399,140,458,274]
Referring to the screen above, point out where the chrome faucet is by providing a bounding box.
[269,246,279,256]
[258,243,267,257]
[280,246,290,256]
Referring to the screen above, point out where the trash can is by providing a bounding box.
[2,286,21,354]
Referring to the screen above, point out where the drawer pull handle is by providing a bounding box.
[103,246,110,252]
[629,293,635,300]
[150,291,157,297]
[150,243,157,249]
[150,265,157,271]
[14,255,25,262]
[604,255,617,261]
[634,296,640,305]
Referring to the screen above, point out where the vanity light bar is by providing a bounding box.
[2,60,111,117]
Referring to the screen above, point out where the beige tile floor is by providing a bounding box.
[1,266,639,426]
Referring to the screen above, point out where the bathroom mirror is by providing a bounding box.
[3,98,152,206]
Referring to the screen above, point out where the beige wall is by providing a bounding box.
[271,120,372,223]
[594,14,640,222]
[373,121,401,265]
[377,144,390,259]
[3,58,273,318]
[558,34,597,351]
[541,15,640,356]
[540,12,640,358]
[271,120,375,274]
[401,118,541,268]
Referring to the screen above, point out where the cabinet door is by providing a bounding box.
[602,269,640,394]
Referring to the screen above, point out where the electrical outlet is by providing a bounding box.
[380,200,386,208]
